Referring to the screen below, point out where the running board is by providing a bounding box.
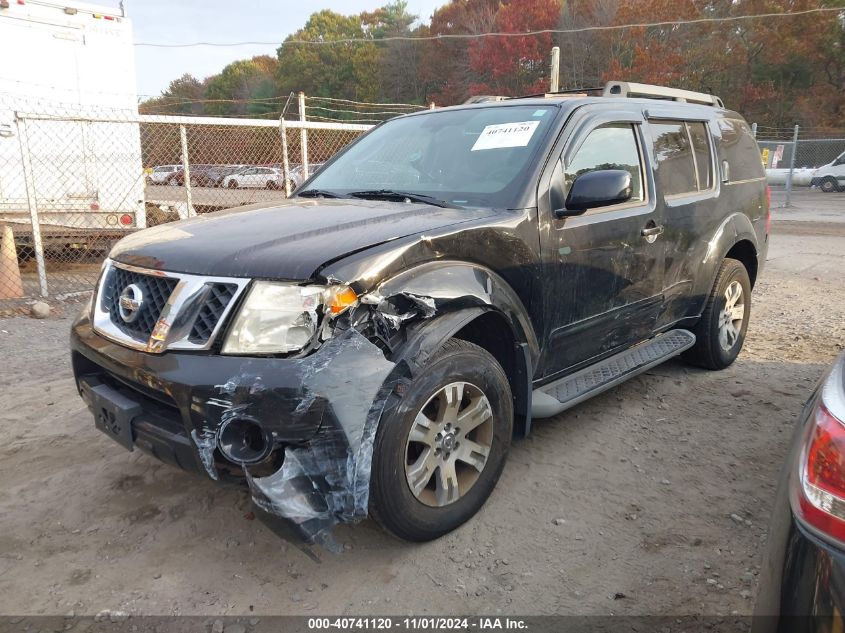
[531,329,696,419]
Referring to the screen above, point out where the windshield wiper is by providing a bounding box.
[297,189,347,199]
[347,189,455,208]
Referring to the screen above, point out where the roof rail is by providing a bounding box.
[603,81,725,108]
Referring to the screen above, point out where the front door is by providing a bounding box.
[538,113,664,378]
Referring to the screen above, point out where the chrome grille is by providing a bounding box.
[92,261,250,353]
[188,283,238,344]
[101,266,178,340]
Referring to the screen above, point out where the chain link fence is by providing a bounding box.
[0,94,420,305]
[755,124,845,209]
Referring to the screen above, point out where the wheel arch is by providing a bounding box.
[725,239,759,288]
[375,261,539,438]
[393,307,534,439]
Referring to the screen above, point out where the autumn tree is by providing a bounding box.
[467,0,563,96]
[556,0,621,90]
[422,0,500,104]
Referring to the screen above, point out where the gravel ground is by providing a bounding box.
[0,200,843,617]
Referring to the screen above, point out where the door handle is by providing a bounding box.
[641,225,665,238]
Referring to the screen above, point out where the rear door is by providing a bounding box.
[645,117,718,328]
[537,108,664,377]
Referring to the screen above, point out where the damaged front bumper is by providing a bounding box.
[71,311,401,548]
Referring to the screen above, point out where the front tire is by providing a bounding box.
[683,258,751,370]
[369,339,513,542]
[227,180,238,189]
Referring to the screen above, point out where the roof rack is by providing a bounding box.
[603,81,725,108]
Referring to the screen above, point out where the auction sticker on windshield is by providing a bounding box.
[471,120,540,151]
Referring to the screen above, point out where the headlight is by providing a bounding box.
[222,281,357,355]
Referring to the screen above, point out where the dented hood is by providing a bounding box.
[110,199,495,280]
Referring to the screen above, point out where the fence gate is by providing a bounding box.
[0,106,374,304]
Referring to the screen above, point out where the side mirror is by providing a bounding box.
[556,169,633,217]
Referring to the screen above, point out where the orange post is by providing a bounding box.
[0,224,23,299]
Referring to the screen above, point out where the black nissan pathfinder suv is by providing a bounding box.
[71,82,769,545]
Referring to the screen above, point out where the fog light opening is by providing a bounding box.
[217,417,271,465]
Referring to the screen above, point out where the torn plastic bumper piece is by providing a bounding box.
[71,309,402,545]
[241,328,397,547]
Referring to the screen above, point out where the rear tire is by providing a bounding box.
[682,258,751,370]
[369,338,513,542]
[227,180,238,189]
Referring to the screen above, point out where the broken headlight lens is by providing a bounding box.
[222,282,325,354]
[222,282,359,355]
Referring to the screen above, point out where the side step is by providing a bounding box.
[531,329,696,419]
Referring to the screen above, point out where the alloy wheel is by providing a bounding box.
[404,381,494,508]
[718,280,745,351]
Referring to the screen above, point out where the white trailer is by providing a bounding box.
[0,0,145,251]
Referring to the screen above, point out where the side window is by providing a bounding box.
[688,122,712,190]
[565,123,644,205]
[650,120,714,195]
[650,121,696,196]
[716,119,764,182]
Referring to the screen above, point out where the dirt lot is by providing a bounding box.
[1,195,844,617]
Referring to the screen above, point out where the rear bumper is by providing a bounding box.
[757,518,845,632]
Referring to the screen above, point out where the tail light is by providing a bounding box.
[765,186,772,234]
[792,359,845,544]
[119,213,133,226]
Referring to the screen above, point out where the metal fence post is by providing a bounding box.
[784,124,799,208]
[550,46,560,92]
[16,116,48,298]
[751,122,757,139]
[280,118,292,198]
[179,124,195,219]
[299,92,309,181]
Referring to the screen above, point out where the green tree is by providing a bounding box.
[204,55,280,116]
[362,1,425,103]
[139,73,207,115]
[276,10,380,105]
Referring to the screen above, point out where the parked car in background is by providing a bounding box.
[167,165,213,187]
[194,165,246,188]
[146,165,180,185]
[222,166,282,189]
[754,352,845,632]
[810,150,845,193]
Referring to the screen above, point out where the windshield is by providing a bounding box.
[300,105,559,208]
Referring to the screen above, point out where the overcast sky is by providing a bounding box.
[109,0,445,97]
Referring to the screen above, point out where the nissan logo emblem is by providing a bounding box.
[118,283,144,323]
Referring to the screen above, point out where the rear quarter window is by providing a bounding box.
[717,119,764,182]
[649,121,698,196]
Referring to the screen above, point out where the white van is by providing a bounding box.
[0,0,145,248]
[811,150,845,193]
